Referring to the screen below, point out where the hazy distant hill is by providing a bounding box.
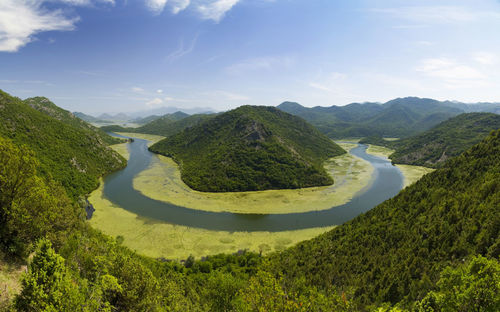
[0,90,126,198]
[362,112,500,168]
[277,97,499,138]
[150,105,345,192]
[131,114,162,125]
[73,111,110,123]
[101,112,213,137]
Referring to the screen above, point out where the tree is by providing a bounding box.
[0,136,81,256]
[15,239,84,311]
[417,256,500,312]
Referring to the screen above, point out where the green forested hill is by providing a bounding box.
[150,105,345,192]
[0,90,126,198]
[277,97,476,138]
[101,112,212,137]
[361,112,500,168]
[25,97,122,145]
[268,129,500,309]
[1,91,498,311]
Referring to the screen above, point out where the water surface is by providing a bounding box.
[102,136,403,232]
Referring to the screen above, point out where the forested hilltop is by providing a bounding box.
[361,112,500,168]
[0,89,499,311]
[149,105,345,192]
[277,97,500,138]
[0,90,126,198]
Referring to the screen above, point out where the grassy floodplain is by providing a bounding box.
[88,181,334,259]
[366,144,434,187]
[133,142,373,214]
[88,138,366,259]
[89,136,429,259]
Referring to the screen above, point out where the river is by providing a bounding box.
[102,135,403,232]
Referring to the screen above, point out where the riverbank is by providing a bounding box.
[87,137,413,259]
[132,142,374,214]
[365,144,434,187]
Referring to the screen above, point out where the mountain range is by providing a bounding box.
[277,97,500,138]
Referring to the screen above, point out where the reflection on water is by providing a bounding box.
[103,134,403,232]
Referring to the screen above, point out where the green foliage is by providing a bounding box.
[0,136,81,256]
[3,89,500,311]
[15,239,84,311]
[150,105,345,192]
[25,96,123,146]
[417,255,500,312]
[234,270,354,312]
[0,90,126,198]
[368,113,500,168]
[278,97,464,138]
[268,129,500,309]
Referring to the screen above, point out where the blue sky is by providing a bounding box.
[1,0,500,114]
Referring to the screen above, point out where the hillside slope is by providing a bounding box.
[277,97,491,138]
[150,105,345,192]
[26,97,122,145]
[270,129,500,308]
[0,90,126,198]
[362,113,500,168]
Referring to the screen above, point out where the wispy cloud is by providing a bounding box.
[165,34,199,63]
[131,86,145,92]
[145,97,164,107]
[225,56,295,75]
[145,0,168,14]
[473,52,498,65]
[170,0,190,14]
[416,57,490,89]
[195,0,239,22]
[0,0,114,52]
[146,0,240,22]
[0,1,78,52]
[372,6,500,24]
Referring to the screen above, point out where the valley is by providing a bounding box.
[87,132,431,259]
[2,2,500,309]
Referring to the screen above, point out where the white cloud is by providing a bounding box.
[148,0,240,22]
[473,52,498,65]
[0,0,78,52]
[372,6,500,24]
[170,0,190,14]
[157,89,164,94]
[225,56,295,75]
[195,0,239,22]
[416,58,485,80]
[146,97,164,107]
[416,57,490,89]
[145,0,168,14]
[131,86,145,92]
[0,0,115,52]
